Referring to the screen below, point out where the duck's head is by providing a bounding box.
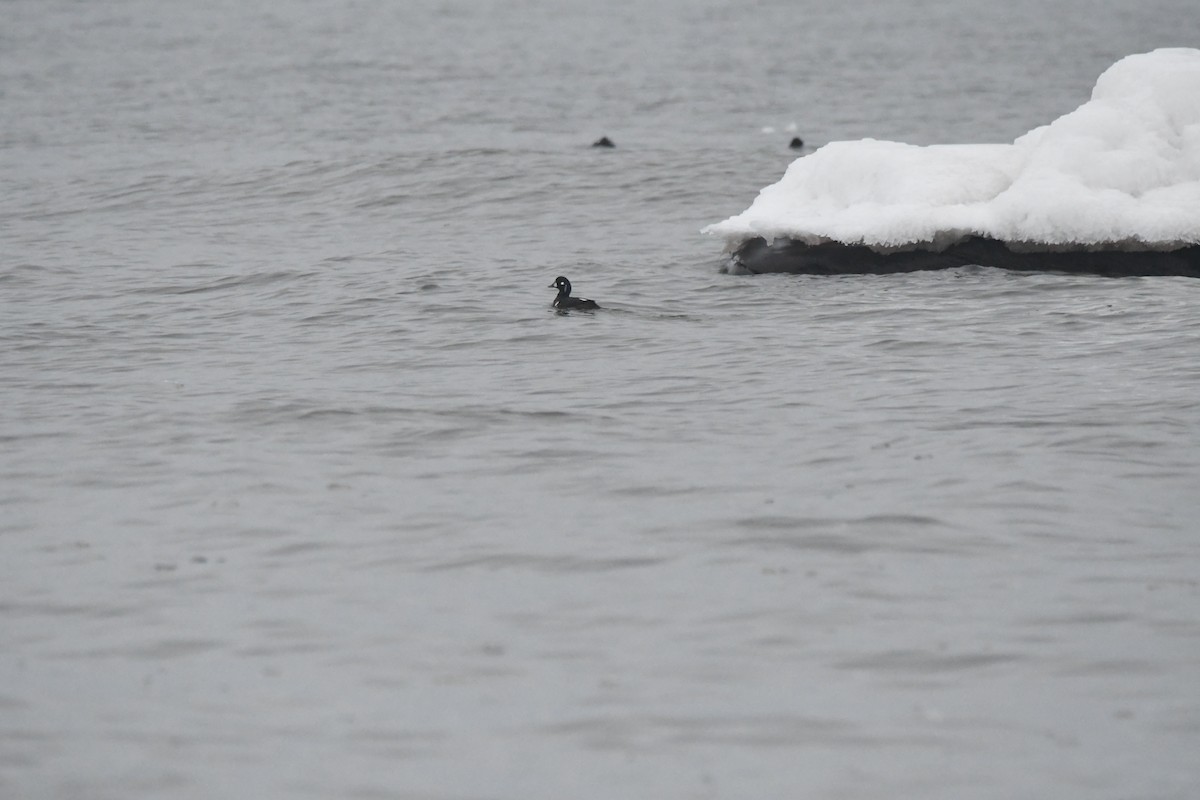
[549,276,571,294]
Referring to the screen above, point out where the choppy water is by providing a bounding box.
[3,1,1200,798]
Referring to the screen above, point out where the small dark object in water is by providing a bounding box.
[789,136,805,149]
[549,276,600,309]
[592,136,615,148]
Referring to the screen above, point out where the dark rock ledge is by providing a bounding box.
[728,236,1200,278]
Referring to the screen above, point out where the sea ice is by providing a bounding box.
[705,48,1200,252]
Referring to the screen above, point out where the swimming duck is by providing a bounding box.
[549,276,600,310]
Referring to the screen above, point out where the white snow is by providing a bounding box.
[705,49,1200,252]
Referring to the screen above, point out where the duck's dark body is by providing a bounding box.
[549,276,600,309]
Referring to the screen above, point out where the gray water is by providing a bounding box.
[3,1,1200,798]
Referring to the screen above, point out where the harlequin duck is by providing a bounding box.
[549,276,600,310]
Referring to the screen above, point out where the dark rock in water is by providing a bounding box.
[592,136,615,148]
[728,236,1200,278]
[788,136,805,149]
